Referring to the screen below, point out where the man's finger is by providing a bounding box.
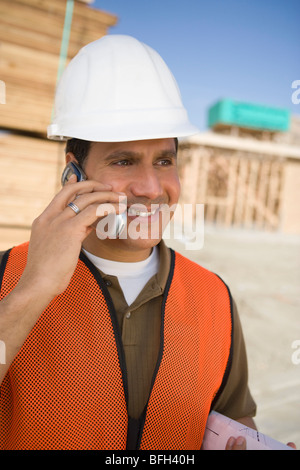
[225,436,246,450]
[42,180,114,216]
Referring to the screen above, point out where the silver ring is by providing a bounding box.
[67,201,81,215]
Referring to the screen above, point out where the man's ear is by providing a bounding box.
[65,152,79,165]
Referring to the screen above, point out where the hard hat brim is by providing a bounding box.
[47,113,199,142]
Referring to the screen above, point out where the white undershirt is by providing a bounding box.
[82,247,160,306]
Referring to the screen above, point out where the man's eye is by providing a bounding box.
[157,159,173,166]
[114,160,131,166]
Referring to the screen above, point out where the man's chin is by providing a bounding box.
[112,234,162,251]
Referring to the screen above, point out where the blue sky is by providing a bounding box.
[93,0,300,131]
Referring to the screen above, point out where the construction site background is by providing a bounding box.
[0,0,299,449]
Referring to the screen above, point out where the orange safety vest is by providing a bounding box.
[0,242,232,450]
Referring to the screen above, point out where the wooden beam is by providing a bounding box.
[0,0,117,133]
[12,0,118,27]
[0,133,65,227]
[185,132,300,159]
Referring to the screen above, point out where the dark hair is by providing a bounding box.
[65,137,178,168]
[65,139,91,168]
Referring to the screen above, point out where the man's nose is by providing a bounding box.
[129,167,164,201]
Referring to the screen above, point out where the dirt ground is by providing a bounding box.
[166,225,300,449]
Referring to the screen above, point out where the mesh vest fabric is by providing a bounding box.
[0,242,128,450]
[0,242,232,450]
[139,252,232,449]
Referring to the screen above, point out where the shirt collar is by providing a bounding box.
[82,240,172,309]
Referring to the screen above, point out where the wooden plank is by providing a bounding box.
[0,42,57,133]
[0,22,62,56]
[14,0,118,27]
[265,159,282,230]
[205,200,216,224]
[255,159,271,229]
[0,194,50,226]
[0,21,108,62]
[215,155,230,225]
[205,197,230,206]
[205,154,217,224]
[0,43,59,88]
[177,148,195,205]
[0,226,31,251]
[233,157,248,226]
[1,0,117,37]
[0,22,107,63]
[196,148,210,204]
[189,150,201,218]
[244,157,260,228]
[224,154,239,227]
[73,0,118,27]
[251,198,279,229]
[0,1,65,41]
[0,133,65,226]
[0,133,64,162]
[0,83,54,134]
[277,160,300,233]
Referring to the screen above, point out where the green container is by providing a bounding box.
[208,99,290,132]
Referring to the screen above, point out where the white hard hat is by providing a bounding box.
[47,35,198,142]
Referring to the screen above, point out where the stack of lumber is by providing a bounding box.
[0,0,117,134]
[0,132,65,249]
[0,0,118,250]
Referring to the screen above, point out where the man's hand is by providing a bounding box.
[226,437,297,450]
[225,436,246,450]
[0,176,126,384]
[225,416,254,450]
[19,175,125,298]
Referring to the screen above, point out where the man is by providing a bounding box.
[0,35,256,450]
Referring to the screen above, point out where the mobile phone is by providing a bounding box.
[61,161,126,237]
[61,161,87,185]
